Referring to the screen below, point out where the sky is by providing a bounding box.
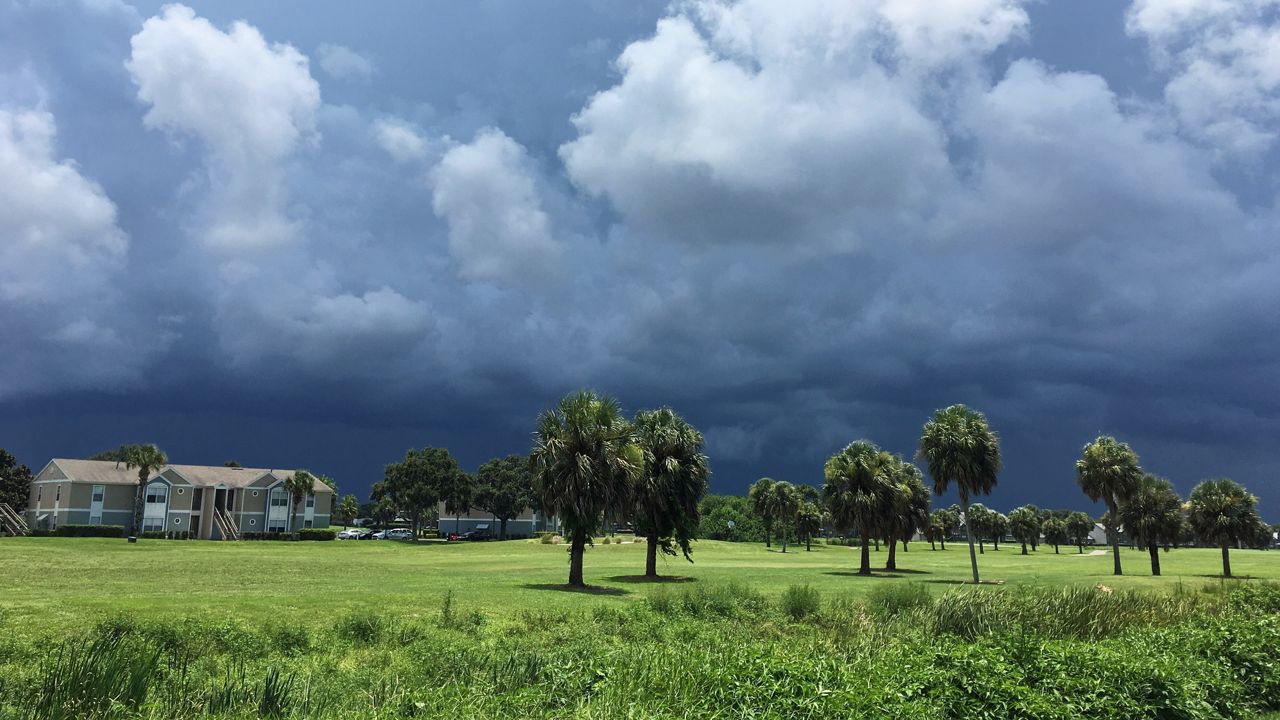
[1,0,1278,516]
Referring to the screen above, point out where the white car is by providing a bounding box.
[337,528,363,540]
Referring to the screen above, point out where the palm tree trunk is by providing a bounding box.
[1054,544,1059,554]
[886,537,897,571]
[1149,543,1161,576]
[1221,544,1232,578]
[992,536,999,551]
[780,526,787,553]
[930,539,936,551]
[132,483,144,536]
[1020,542,1027,555]
[500,518,508,540]
[806,535,811,552]
[645,533,659,577]
[858,532,871,575]
[568,531,587,586]
[764,520,772,548]
[902,539,909,553]
[978,540,984,554]
[940,537,946,550]
[874,537,879,551]
[961,499,980,584]
[1107,500,1122,576]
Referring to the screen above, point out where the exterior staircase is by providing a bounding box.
[0,503,29,536]
[213,507,240,541]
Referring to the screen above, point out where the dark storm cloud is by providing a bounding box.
[1,0,1277,517]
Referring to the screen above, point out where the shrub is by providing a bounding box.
[601,537,611,545]
[781,584,820,621]
[32,634,161,719]
[866,583,932,621]
[336,611,386,645]
[540,534,563,545]
[298,529,335,541]
[140,530,167,540]
[51,525,124,538]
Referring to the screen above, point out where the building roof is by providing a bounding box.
[48,459,331,493]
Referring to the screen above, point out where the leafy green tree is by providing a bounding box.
[1187,478,1262,578]
[378,447,460,538]
[917,405,1001,584]
[223,460,241,468]
[285,470,317,533]
[1076,436,1143,576]
[1066,511,1095,554]
[1119,475,1183,576]
[531,390,643,587]
[925,510,947,550]
[123,444,168,535]
[632,408,710,576]
[1008,505,1041,555]
[938,506,961,550]
[795,501,825,551]
[698,495,764,541]
[883,459,929,570]
[442,471,475,536]
[1041,517,1069,554]
[748,478,778,548]
[474,454,536,540]
[0,449,33,511]
[89,446,130,462]
[823,441,894,575]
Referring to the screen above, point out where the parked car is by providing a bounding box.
[459,529,492,541]
[355,529,375,540]
[384,528,414,540]
[337,528,362,540]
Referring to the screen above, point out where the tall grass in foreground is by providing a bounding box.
[5,582,1278,719]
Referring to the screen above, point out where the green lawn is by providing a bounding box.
[0,536,1273,630]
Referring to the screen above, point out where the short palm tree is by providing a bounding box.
[1187,478,1261,578]
[748,478,778,548]
[632,408,710,577]
[795,501,825,551]
[917,405,1001,583]
[1076,436,1142,576]
[772,481,801,553]
[1066,511,1094,554]
[338,495,359,529]
[1008,505,1041,555]
[1041,517,1069,554]
[124,444,168,535]
[1119,475,1183,576]
[883,459,929,571]
[530,390,643,587]
[822,441,893,575]
[285,470,317,533]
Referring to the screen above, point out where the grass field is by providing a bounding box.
[0,536,1273,630]
[1,538,1278,719]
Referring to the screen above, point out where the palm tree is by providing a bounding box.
[772,481,801,553]
[965,503,994,554]
[989,511,1009,551]
[883,459,929,571]
[1076,436,1143,576]
[925,510,948,550]
[124,444,168,536]
[795,501,825,551]
[1066,511,1094,554]
[1187,478,1262,579]
[822,441,893,575]
[530,390,643,587]
[917,405,1001,584]
[338,495,360,529]
[1008,505,1040,555]
[748,478,778,548]
[285,470,317,533]
[1041,517,1069,554]
[1119,475,1183,576]
[632,408,710,577]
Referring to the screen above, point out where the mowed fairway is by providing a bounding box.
[1,537,1275,631]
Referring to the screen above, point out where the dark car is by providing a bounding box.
[459,529,492,541]
[355,529,375,540]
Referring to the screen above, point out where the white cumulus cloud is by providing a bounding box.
[127,3,322,249]
[316,42,374,82]
[431,128,563,285]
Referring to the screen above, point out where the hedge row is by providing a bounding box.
[140,530,194,540]
[52,525,125,538]
[240,529,336,541]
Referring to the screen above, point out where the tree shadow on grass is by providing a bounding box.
[922,579,1006,586]
[823,570,929,579]
[519,583,631,596]
[605,575,695,584]
[1195,574,1259,581]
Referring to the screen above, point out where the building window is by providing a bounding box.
[305,493,315,508]
[89,514,101,525]
[91,486,104,503]
[145,485,167,504]
[55,485,61,502]
[304,519,313,529]
[37,486,41,502]
[266,488,289,532]
[143,483,168,532]
[192,489,203,511]
[174,517,181,525]
[176,488,185,495]
[252,490,259,497]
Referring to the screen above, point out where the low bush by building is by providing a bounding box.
[51,525,125,538]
